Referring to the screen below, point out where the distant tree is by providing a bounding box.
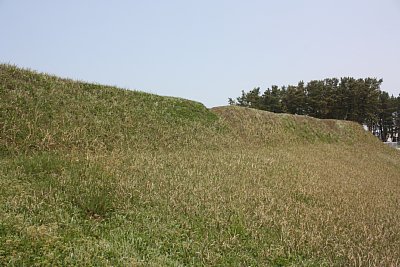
[261,85,284,113]
[282,82,306,115]
[395,95,400,142]
[230,87,264,110]
[306,80,329,118]
[377,92,389,141]
[356,78,381,125]
[323,78,340,119]
[228,97,236,105]
[336,77,355,121]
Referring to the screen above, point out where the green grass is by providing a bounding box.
[1,64,400,266]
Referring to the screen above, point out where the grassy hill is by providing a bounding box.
[1,64,400,266]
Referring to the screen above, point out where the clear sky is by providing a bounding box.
[1,0,400,107]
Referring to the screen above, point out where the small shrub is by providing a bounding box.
[63,163,117,218]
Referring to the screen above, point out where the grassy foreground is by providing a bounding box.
[1,64,400,266]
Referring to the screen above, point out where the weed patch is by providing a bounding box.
[11,152,117,218]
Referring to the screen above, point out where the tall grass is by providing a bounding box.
[1,64,400,266]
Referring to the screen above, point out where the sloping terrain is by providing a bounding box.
[1,64,400,266]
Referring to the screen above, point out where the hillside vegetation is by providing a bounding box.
[229,79,400,142]
[1,64,400,266]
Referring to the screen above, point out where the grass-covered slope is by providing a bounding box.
[1,64,400,266]
[1,65,220,156]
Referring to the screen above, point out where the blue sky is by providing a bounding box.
[1,0,400,107]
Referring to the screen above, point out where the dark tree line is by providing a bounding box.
[229,77,400,142]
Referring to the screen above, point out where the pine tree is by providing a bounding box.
[261,86,284,113]
[282,82,306,115]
